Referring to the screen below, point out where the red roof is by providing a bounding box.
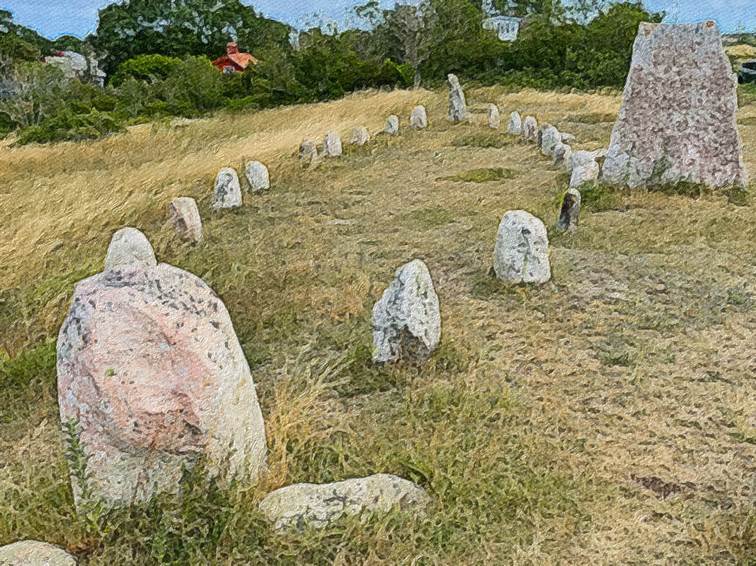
[212,42,257,72]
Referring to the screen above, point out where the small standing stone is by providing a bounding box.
[168,197,203,243]
[493,210,551,285]
[299,139,318,164]
[245,161,270,192]
[104,227,157,271]
[372,259,441,364]
[552,142,572,167]
[556,188,581,232]
[410,106,428,129]
[385,115,400,135]
[350,126,371,146]
[488,104,501,129]
[507,111,522,135]
[522,116,538,142]
[323,131,343,157]
[539,124,561,157]
[447,73,468,123]
[0,541,76,566]
[570,152,601,188]
[259,474,430,531]
[213,167,242,210]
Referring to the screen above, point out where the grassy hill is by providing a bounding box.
[1,86,754,564]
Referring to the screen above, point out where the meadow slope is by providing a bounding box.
[1,87,754,564]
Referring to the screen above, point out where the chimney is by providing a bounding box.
[227,42,239,55]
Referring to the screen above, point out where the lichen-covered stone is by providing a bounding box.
[539,124,561,157]
[212,167,242,210]
[259,474,430,531]
[493,211,551,285]
[104,227,156,271]
[553,142,572,168]
[168,197,203,243]
[602,22,748,189]
[447,74,468,123]
[350,126,371,146]
[323,131,343,157]
[488,104,501,129]
[570,153,600,189]
[410,106,428,129]
[556,188,581,232]
[245,161,270,192]
[299,139,318,163]
[0,541,76,566]
[372,259,441,364]
[385,115,400,135]
[507,111,522,135]
[57,263,267,508]
[522,116,538,142]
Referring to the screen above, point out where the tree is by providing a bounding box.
[0,61,67,128]
[382,2,438,87]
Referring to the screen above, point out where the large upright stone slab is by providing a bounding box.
[57,262,267,508]
[602,22,748,189]
[372,259,441,364]
[447,73,468,123]
[493,211,551,285]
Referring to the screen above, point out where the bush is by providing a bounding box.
[17,108,123,144]
[111,54,183,86]
[158,56,225,116]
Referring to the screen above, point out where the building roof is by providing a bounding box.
[212,42,258,71]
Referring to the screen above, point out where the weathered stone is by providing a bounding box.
[602,22,748,189]
[447,73,468,123]
[522,116,538,142]
[57,263,267,508]
[507,111,522,135]
[372,259,441,364]
[168,197,203,244]
[539,124,561,157]
[493,211,551,285]
[553,142,572,167]
[323,131,343,157]
[385,115,400,135]
[488,104,501,129]
[104,227,156,271]
[0,541,76,566]
[245,161,270,192]
[350,126,371,146]
[561,132,576,144]
[213,167,242,210]
[556,188,581,232]
[410,106,428,129]
[570,154,600,189]
[259,474,430,531]
[299,139,318,164]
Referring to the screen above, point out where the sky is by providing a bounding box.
[1,0,754,40]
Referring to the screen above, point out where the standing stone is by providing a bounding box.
[299,139,318,164]
[213,167,242,210]
[323,131,343,157]
[259,474,430,531]
[522,116,538,142]
[488,104,501,129]
[350,126,371,146]
[0,541,76,566]
[539,124,561,157]
[447,73,468,123]
[57,262,267,508]
[493,211,551,285]
[245,161,270,192]
[410,105,428,129]
[507,111,522,135]
[556,188,581,233]
[104,227,156,271]
[372,259,441,364]
[168,197,203,244]
[602,22,748,189]
[385,115,400,135]
[553,142,572,168]
[570,153,601,189]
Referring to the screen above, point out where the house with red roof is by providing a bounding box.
[212,42,258,74]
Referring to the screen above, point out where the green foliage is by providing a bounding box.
[111,54,183,86]
[0,340,56,425]
[17,108,124,144]
[451,130,516,148]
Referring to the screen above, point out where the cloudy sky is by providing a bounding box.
[1,0,753,39]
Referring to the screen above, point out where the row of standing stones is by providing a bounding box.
[6,22,749,563]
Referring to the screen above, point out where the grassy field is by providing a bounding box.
[1,85,754,564]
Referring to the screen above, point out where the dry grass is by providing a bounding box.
[1,85,754,564]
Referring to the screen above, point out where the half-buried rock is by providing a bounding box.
[323,131,343,157]
[259,474,430,531]
[0,540,76,566]
[488,104,501,129]
[410,105,428,129]
[556,188,581,232]
[602,22,748,189]
[350,126,371,146]
[372,259,441,364]
[494,211,551,285]
[168,197,203,243]
[245,161,270,192]
[57,258,267,508]
[104,227,156,271]
[213,167,242,210]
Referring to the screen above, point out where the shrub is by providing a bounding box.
[17,108,123,144]
[111,54,183,86]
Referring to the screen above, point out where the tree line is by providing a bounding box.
[0,0,663,144]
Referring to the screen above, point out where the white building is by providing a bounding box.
[44,51,107,87]
[481,0,522,42]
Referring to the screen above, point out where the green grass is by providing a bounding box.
[450,131,516,148]
[439,167,518,184]
[399,207,456,230]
